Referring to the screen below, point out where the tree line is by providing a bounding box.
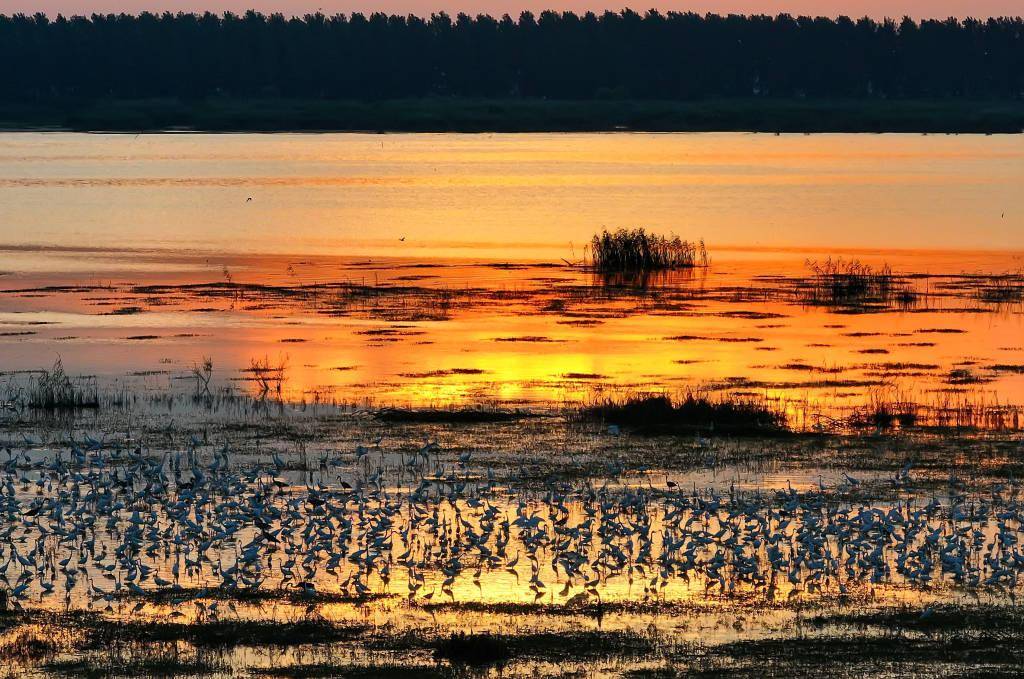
[2,10,1022,102]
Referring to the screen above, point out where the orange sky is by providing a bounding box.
[9,1,1023,19]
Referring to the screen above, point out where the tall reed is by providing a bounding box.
[588,229,707,272]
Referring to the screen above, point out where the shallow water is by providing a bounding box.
[3,131,1024,678]
[1,132,1023,255]
[1,133,1023,420]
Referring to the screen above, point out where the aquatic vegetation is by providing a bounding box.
[244,355,288,400]
[251,665,446,679]
[375,406,532,423]
[432,632,511,666]
[46,655,228,678]
[801,258,914,309]
[26,358,99,410]
[190,357,213,400]
[973,270,1024,305]
[578,392,787,435]
[587,229,708,273]
[0,623,63,661]
[854,390,920,430]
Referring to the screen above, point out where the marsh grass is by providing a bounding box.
[853,388,1022,431]
[46,655,227,678]
[588,229,707,273]
[578,391,787,435]
[973,270,1024,305]
[431,629,657,666]
[807,604,1024,634]
[801,258,915,309]
[375,406,533,424]
[82,617,368,648]
[27,358,99,410]
[243,355,289,400]
[0,623,64,661]
[855,390,920,430]
[251,665,446,679]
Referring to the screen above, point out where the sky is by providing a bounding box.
[6,1,1022,19]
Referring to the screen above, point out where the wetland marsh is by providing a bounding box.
[0,132,1023,677]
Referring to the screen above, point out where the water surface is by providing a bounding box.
[1,132,1022,420]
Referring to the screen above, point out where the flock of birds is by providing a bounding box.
[0,434,1022,612]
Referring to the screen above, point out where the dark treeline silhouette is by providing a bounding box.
[2,10,1023,103]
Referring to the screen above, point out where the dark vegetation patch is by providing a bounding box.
[398,368,487,378]
[777,362,844,373]
[947,368,991,385]
[853,397,919,430]
[0,622,62,660]
[561,372,607,379]
[375,407,532,424]
[46,656,227,678]
[251,666,445,679]
[578,393,787,436]
[799,258,915,310]
[116,586,397,606]
[863,362,940,371]
[6,98,1024,134]
[587,228,708,273]
[665,335,762,343]
[431,629,655,666]
[990,364,1024,374]
[711,634,1024,667]
[714,310,786,320]
[355,328,426,337]
[27,358,99,410]
[492,336,566,343]
[915,327,966,334]
[556,319,604,326]
[806,604,1024,634]
[972,273,1024,305]
[125,335,160,341]
[82,617,368,648]
[0,331,36,336]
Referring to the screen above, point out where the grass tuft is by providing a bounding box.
[802,258,914,309]
[27,358,99,410]
[578,392,787,435]
[588,229,707,273]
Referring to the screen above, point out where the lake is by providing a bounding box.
[3,132,1024,678]
[1,132,1022,422]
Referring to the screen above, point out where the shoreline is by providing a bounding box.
[2,98,1024,134]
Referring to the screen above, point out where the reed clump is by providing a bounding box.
[975,271,1024,305]
[854,390,920,430]
[578,391,787,435]
[27,358,99,410]
[588,228,707,273]
[803,258,910,307]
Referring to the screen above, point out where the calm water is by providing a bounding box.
[1,132,1022,256]
[1,132,1023,417]
[2,134,1024,676]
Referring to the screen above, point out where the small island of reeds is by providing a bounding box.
[587,228,708,273]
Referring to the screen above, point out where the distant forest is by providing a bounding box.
[3,11,1024,101]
